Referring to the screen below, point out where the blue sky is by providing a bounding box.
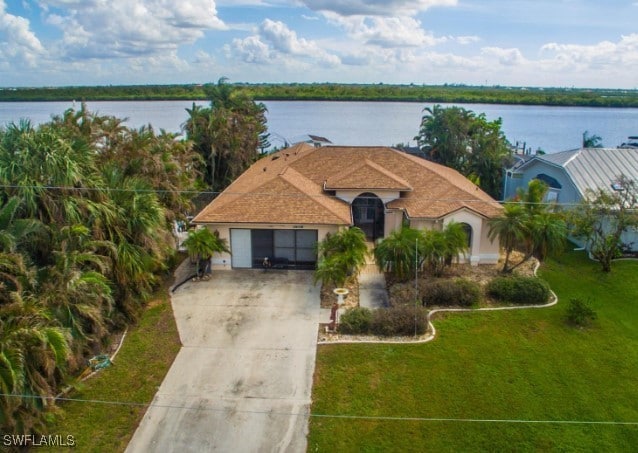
[1,0,637,88]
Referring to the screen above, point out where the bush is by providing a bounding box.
[565,298,597,327]
[370,305,428,336]
[338,307,373,334]
[486,276,551,305]
[388,282,421,307]
[422,279,481,307]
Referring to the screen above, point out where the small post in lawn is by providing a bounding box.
[415,237,419,337]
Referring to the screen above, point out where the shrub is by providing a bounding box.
[422,279,481,307]
[370,305,428,336]
[565,298,597,327]
[486,276,551,305]
[338,307,373,334]
[388,282,423,307]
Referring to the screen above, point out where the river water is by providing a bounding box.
[1,100,637,154]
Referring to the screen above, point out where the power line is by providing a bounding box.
[0,183,610,208]
[1,393,637,426]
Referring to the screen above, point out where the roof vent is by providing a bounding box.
[271,155,280,161]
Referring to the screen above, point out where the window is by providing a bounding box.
[460,223,472,249]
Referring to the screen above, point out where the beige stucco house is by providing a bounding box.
[193,144,502,269]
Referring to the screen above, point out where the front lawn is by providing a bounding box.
[309,251,638,451]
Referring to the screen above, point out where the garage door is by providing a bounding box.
[250,229,318,269]
[230,229,252,268]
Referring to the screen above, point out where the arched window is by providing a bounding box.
[460,223,472,249]
[535,173,562,189]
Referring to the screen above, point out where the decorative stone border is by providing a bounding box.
[317,260,558,345]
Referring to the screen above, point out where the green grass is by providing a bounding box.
[309,251,638,451]
[44,284,181,452]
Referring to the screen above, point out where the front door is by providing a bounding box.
[352,193,385,240]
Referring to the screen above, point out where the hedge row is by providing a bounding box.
[388,276,552,308]
[338,306,428,336]
[486,276,551,305]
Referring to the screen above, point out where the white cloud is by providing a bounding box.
[229,35,272,63]
[230,19,340,66]
[300,0,457,17]
[455,35,480,45]
[540,34,638,69]
[41,0,226,60]
[0,0,44,67]
[326,15,444,48]
[481,46,526,66]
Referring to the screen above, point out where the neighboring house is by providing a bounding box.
[193,144,502,269]
[290,134,333,147]
[503,147,638,251]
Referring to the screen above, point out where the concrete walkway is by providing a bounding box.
[358,248,389,309]
[126,269,321,453]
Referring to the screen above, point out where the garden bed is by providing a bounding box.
[387,251,538,308]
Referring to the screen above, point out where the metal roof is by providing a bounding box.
[537,148,638,196]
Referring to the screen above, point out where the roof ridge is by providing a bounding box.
[279,167,351,224]
[394,150,497,203]
[325,157,412,190]
[562,149,582,167]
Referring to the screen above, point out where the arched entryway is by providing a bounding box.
[352,193,385,240]
[460,222,473,249]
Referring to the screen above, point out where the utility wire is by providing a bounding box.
[1,393,637,426]
[0,183,617,208]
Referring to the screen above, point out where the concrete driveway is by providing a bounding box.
[126,270,321,452]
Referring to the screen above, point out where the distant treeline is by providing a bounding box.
[2,83,638,107]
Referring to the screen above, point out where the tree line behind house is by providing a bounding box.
[2,83,638,108]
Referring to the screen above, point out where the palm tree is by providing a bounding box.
[488,203,528,273]
[182,227,230,278]
[315,227,368,288]
[374,227,423,281]
[37,225,113,361]
[184,78,268,192]
[529,211,567,261]
[582,130,603,148]
[0,295,70,434]
[98,168,171,318]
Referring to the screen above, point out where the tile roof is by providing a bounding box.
[194,144,502,225]
[534,147,638,196]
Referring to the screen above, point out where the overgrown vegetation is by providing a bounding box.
[3,83,638,108]
[183,78,268,193]
[0,106,200,435]
[415,105,513,198]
